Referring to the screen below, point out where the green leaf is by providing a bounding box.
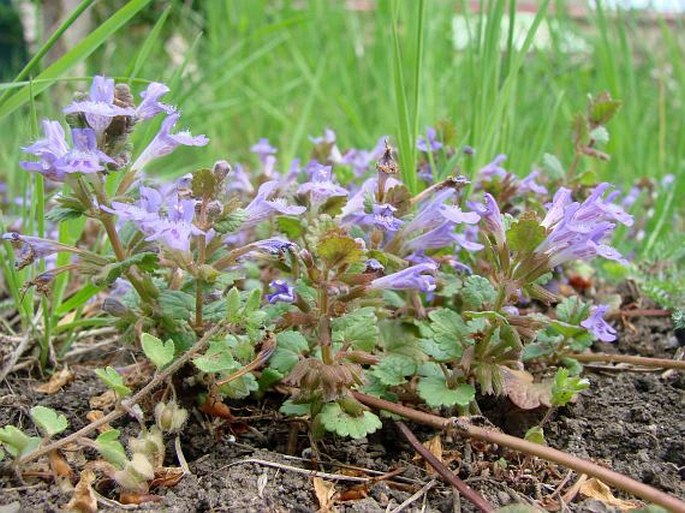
[45,206,84,223]
[193,339,236,373]
[159,290,194,320]
[279,400,311,417]
[29,406,68,438]
[461,276,497,310]
[541,153,565,180]
[191,168,218,198]
[95,367,131,397]
[141,333,174,370]
[419,308,469,360]
[551,368,589,407]
[95,429,127,469]
[506,216,546,254]
[276,216,304,239]
[258,368,284,393]
[242,287,262,315]
[218,373,258,399]
[555,296,589,324]
[225,287,241,322]
[215,209,247,234]
[524,426,546,445]
[0,426,41,458]
[270,331,309,374]
[318,402,382,439]
[370,354,417,386]
[316,235,364,269]
[417,376,475,408]
[331,307,379,352]
[589,92,622,126]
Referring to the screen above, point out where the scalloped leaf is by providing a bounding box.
[95,429,127,469]
[29,406,68,438]
[318,403,382,439]
[0,426,41,458]
[193,339,236,373]
[270,331,309,374]
[370,354,417,386]
[331,307,379,352]
[417,376,475,408]
[95,367,131,397]
[141,333,174,370]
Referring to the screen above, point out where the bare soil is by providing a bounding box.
[0,314,682,513]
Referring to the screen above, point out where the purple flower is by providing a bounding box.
[136,82,175,120]
[2,233,65,270]
[145,219,200,252]
[251,138,277,163]
[518,170,547,196]
[254,238,296,255]
[581,305,617,342]
[63,75,135,137]
[102,185,162,224]
[297,164,348,204]
[20,122,114,181]
[340,175,400,223]
[360,203,403,232]
[266,280,295,304]
[132,112,208,171]
[309,128,336,145]
[370,262,438,293]
[620,186,640,209]
[226,163,255,195]
[243,181,306,229]
[417,127,443,152]
[535,184,633,268]
[474,193,506,247]
[478,154,508,181]
[364,258,385,272]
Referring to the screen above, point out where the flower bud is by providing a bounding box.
[129,427,165,467]
[102,298,131,317]
[113,453,155,492]
[154,401,188,434]
[213,160,232,183]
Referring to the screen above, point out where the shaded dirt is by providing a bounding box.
[0,313,683,512]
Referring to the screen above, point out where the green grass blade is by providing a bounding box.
[0,0,154,120]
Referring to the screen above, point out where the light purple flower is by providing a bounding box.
[242,181,306,229]
[661,174,675,187]
[102,185,162,224]
[63,75,135,137]
[226,163,255,195]
[478,154,508,181]
[621,186,640,209]
[297,164,348,204]
[541,188,573,229]
[145,219,200,252]
[132,112,208,171]
[360,203,403,232]
[136,82,175,120]
[518,170,547,195]
[581,305,617,342]
[266,280,295,304]
[57,128,116,174]
[370,262,438,293]
[417,127,443,152]
[251,138,277,163]
[20,120,70,181]
[474,193,506,247]
[340,175,400,223]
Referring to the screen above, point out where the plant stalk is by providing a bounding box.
[352,392,685,513]
[571,352,685,370]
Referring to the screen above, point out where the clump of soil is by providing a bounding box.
[0,314,682,512]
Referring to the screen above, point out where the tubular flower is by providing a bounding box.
[417,127,443,152]
[2,233,69,270]
[136,82,175,120]
[369,262,438,293]
[581,305,617,342]
[132,112,208,171]
[473,193,506,248]
[297,163,348,205]
[535,183,633,268]
[266,280,295,304]
[250,138,277,163]
[242,181,306,229]
[63,75,135,137]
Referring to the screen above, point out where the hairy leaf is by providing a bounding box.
[269,331,309,373]
[95,367,131,397]
[316,235,364,269]
[318,402,382,438]
[370,354,417,386]
[461,276,497,310]
[507,216,546,254]
[331,307,379,352]
[417,376,475,408]
[95,429,127,469]
[193,339,236,373]
[0,426,41,458]
[141,333,174,370]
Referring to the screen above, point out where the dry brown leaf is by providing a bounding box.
[579,477,641,511]
[119,491,162,505]
[412,435,443,475]
[64,469,97,513]
[89,389,117,410]
[86,410,113,433]
[337,485,369,501]
[34,367,74,394]
[150,467,185,488]
[313,476,337,513]
[502,368,552,410]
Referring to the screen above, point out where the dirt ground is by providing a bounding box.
[0,314,682,513]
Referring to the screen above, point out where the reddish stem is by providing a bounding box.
[570,352,685,370]
[396,421,494,513]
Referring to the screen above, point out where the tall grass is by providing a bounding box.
[0,0,683,326]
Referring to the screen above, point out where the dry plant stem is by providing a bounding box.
[17,324,226,466]
[570,352,685,370]
[353,392,685,513]
[395,421,494,513]
[0,310,42,382]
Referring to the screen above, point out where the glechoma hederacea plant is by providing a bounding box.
[1,77,638,495]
